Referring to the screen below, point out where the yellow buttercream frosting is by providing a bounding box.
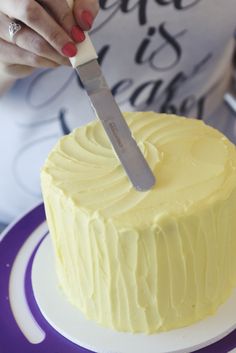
[41,112,236,333]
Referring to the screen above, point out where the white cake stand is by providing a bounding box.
[32,236,236,353]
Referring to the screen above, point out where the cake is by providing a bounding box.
[41,112,236,333]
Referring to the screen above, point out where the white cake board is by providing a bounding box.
[32,236,236,353]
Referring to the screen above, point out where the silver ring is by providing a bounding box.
[9,21,22,41]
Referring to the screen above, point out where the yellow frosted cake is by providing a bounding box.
[41,112,236,333]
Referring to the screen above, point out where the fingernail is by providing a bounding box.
[71,25,85,43]
[81,10,94,29]
[62,42,77,57]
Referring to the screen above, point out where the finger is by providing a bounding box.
[0,62,36,78]
[0,12,69,66]
[37,0,85,43]
[0,38,58,69]
[1,0,78,57]
[17,27,71,66]
[74,0,99,31]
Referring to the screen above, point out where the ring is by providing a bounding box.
[9,21,22,41]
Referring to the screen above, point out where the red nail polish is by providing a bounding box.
[62,42,77,57]
[81,10,94,29]
[71,25,85,43]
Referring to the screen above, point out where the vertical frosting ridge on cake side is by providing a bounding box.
[41,112,236,333]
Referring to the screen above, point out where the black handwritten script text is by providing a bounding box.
[97,0,202,27]
[135,23,187,71]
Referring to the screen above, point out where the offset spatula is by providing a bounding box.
[66,4,156,191]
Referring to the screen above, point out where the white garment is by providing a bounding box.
[0,0,236,223]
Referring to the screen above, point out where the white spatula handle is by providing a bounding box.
[66,0,98,67]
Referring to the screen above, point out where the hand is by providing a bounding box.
[0,0,99,79]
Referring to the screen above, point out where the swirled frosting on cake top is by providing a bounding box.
[42,112,236,223]
[41,112,236,333]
